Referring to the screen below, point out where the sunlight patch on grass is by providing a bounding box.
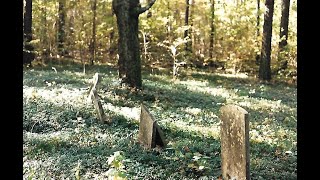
[178,80,233,99]
[182,107,202,115]
[215,72,249,79]
[177,79,209,87]
[103,103,140,121]
[164,119,221,139]
[23,86,87,107]
[227,95,295,114]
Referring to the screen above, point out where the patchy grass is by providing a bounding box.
[23,64,297,179]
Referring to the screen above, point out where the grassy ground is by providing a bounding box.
[23,64,297,179]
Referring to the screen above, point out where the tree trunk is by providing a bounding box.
[166,1,172,42]
[23,0,35,65]
[209,0,215,60]
[109,10,116,61]
[57,0,66,57]
[259,0,274,81]
[256,0,260,37]
[112,0,157,89]
[184,0,192,54]
[255,0,261,64]
[41,1,48,63]
[278,0,290,69]
[90,0,97,66]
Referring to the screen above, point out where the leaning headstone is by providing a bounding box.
[138,104,166,149]
[220,105,250,180]
[87,73,100,98]
[88,73,111,124]
[91,89,111,124]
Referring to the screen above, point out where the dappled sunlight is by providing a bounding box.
[24,67,296,179]
[23,86,88,108]
[214,72,249,79]
[103,103,140,121]
[181,107,202,115]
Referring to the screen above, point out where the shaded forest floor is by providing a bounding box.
[23,64,297,179]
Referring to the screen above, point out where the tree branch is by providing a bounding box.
[136,0,157,15]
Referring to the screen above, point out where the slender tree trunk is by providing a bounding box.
[259,0,274,81]
[255,0,261,64]
[190,0,194,54]
[57,0,66,57]
[184,0,192,54]
[209,0,215,60]
[90,0,97,65]
[256,0,260,37]
[166,1,172,41]
[41,3,48,64]
[67,1,76,61]
[141,30,148,62]
[112,0,157,89]
[109,10,116,61]
[278,0,290,69]
[23,0,35,65]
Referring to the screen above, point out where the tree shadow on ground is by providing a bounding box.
[185,72,297,107]
[23,98,296,179]
[23,67,296,179]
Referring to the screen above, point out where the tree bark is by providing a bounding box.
[40,1,48,63]
[112,0,157,89]
[90,0,97,65]
[255,0,261,64]
[57,0,66,56]
[278,0,290,69]
[256,0,260,37]
[209,0,215,60]
[259,0,274,81]
[184,0,192,54]
[23,0,35,65]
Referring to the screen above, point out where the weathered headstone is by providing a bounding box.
[220,105,250,180]
[87,73,100,98]
[91,89,110,123]
[88,73,111,124]
[138,104,166,149]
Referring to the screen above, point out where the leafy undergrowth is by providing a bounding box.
[23,64,297,179]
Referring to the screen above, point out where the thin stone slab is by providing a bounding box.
[138,104,166,149]
[91,89,110,124]
[220,105,250,180]
[87,73,100,98]
[88,73,111,124]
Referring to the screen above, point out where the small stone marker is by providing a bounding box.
[220,105,250,180]
[88,73,111,124]
[138,104,166,149]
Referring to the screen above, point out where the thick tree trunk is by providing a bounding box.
[57,0,66,56]
[112,0,156,89]
[23,0,35,65]
[90,0,97,66]
[259,0,274,81]
[279,0,290,50]
[278,0,290,69]
[209,0,215,60]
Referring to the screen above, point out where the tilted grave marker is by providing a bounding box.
[88,73,111,124]
[138,104,166,149]
[220,105,250,180]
